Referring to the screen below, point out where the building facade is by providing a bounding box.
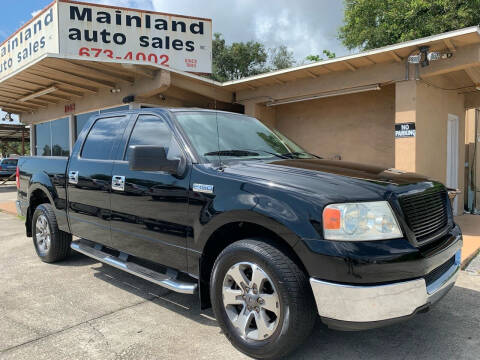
[1,1,480,214]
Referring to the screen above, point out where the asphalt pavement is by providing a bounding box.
[0,212,479,360]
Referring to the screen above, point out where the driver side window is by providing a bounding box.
[125,114,180,161]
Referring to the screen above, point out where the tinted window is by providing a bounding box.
[175,112,312,162]
[82,116,127,160]
[51,117,70,156]
[34,117,70,156]
[75,111,97,139]
[35,122,51,156]
[1,159,17,165]
[124,115,172,160]
[76,106,129,138]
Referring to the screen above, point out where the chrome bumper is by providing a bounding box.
[310,250,461,324]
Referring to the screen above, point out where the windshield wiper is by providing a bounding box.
[204,150,260,157]
[204,149,289,159]
[280,151,322,159]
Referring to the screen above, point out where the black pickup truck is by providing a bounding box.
[17,108,462,359]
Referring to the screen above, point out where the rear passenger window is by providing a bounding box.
[82,116,127,160]
[124,115,173,161]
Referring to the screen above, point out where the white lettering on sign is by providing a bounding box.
[395,123,416,138]
[0,3,59,81]
[0,0,212,82]
[57,2,212,73]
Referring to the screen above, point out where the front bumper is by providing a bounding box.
[310,249,461,330]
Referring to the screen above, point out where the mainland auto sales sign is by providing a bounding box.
[0,0,213,81]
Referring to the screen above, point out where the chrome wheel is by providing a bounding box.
[222,262,280,341]
[35,214,51,254]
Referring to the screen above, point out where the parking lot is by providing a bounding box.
[0,210,479,359]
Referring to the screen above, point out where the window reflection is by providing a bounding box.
[82,116,128,160]
[35,117,69,156]
[76,106,129,138]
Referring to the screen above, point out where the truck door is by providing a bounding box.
[67,114,130,247]
[109,113,190,272]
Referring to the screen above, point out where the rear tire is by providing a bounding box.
[210,239,316,359]
[32,203,72,263]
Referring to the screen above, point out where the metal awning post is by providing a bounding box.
[21,128,25,155]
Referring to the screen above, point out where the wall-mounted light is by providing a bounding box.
[110,88,121,93]
[408,48,453,66]
[2,113,13,122]
[408,54,421,64]
[122,95,135,103]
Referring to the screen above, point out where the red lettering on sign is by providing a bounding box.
[65,103,75,113]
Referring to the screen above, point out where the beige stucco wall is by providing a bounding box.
[272,85,396,167]
[244,102,276,128]
[415,81,466,213]
[395,81,417,172]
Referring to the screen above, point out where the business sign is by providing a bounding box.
[0,0,212,83]
[395,122,416,138]
[57,1,212,73]
[0,3,59,81]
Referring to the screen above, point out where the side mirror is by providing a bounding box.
[128,145,186,177]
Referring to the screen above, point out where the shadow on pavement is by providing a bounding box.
[81,256,219,327]
[288,285,480,359]
[60,253,480,359]
[0,184,17,193]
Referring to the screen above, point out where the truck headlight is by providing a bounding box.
[323,201,403,241]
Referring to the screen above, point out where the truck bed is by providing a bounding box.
[17,156,70,232]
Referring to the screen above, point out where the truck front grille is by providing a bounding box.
[399,187,449,243]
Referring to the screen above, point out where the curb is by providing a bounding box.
[461,248,480,270]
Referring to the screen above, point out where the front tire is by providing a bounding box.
[32,203,72,263]
[210,239,316,359]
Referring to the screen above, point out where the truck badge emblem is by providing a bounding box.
[193,183,214,194]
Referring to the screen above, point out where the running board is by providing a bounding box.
[71,240,197,294]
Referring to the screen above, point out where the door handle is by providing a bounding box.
[68,171,79,184]
[112,175,125,191]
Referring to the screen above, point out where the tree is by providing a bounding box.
[212,33,268,81]
[339,0,480,50]
[269,45,295,70]
[0,141,30,157]
[305,50,336,63]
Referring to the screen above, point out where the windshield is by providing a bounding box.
[175,111,314,162]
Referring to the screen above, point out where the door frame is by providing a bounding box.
[446,114,459,215]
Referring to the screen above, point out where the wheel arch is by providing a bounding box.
[25,185,54,237]
[198,215,308,309]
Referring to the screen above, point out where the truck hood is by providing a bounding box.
[222,158,434,201]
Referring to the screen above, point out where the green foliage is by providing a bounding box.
[322,50,336,59]
[212,33,268,82]
[339,0,480,50]
[305,50,336,62]
[211,33,297,81]
[0,141,29,157]
[269,45,295,70]
[305,54,321,62]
